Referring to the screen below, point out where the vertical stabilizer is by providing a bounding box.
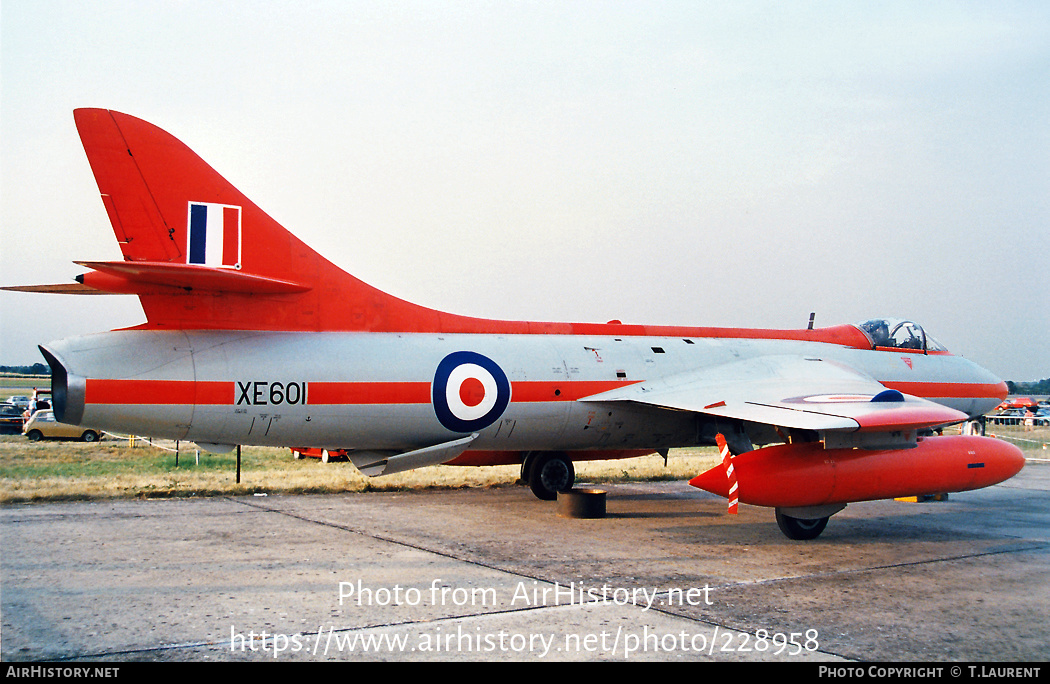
[72,108,450,332]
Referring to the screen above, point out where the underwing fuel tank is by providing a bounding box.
[689,435,1025,509]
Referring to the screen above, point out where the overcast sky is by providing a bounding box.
[2,1,1048,381]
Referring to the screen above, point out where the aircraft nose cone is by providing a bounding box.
[973,379,1009,417]
[955,357,1009,417]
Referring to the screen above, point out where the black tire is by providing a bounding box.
[527,452,575,501]
[775,509,829,540]
[26,430,43,442]
[81,431,99,442]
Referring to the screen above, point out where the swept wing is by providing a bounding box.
[580,354,967,443]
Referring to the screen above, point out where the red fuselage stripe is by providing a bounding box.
[83,378,1005,406]
[308,382,430,405]
[308,380,636,404]
[85,379,233,404]
[880,380,1008,399]
[83,379,637,405]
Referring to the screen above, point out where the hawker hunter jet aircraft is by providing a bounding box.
[6,109,1023,539]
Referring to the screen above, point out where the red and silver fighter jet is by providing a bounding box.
[6,110,1022,538]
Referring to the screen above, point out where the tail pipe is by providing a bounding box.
[38,346,86,425]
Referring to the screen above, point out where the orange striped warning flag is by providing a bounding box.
[716,433,738,514]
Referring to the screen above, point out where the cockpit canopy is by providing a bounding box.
[855,318,948,352]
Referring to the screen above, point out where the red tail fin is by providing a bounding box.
[73,108,458,332]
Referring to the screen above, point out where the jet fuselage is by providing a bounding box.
[44,328,1006,459]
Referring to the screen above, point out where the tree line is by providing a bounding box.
[1006,379,1050,395]
[0,364,50,376]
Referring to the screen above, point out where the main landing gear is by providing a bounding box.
[519,451,838,541]
[521,452,576,501]
[774,509,830,540]
[773,504,844,540]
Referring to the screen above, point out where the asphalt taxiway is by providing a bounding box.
[2,463,1047,662]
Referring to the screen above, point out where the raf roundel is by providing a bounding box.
[432,351,511,433]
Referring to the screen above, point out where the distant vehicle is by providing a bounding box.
[290,448,349,463]
[22,410,102,442]
[5,395,31,410]
[26,389,52,414]
[996,397,1039,410]
[0,405,24,433]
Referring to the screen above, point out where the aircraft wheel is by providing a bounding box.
[321,449,331,463]
[292,450,302,459]
[775,509,829,540]
[528,452,575,501]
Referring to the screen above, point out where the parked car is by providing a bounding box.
[996,397,1039,410]
[22,410,102,442]
[28,389,52,413]
[0,405,25,433]
[5,395,31,410]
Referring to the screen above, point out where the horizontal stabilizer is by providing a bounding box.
[349,434,479,477]
[1,283,109,295]
[75,261,311,295]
